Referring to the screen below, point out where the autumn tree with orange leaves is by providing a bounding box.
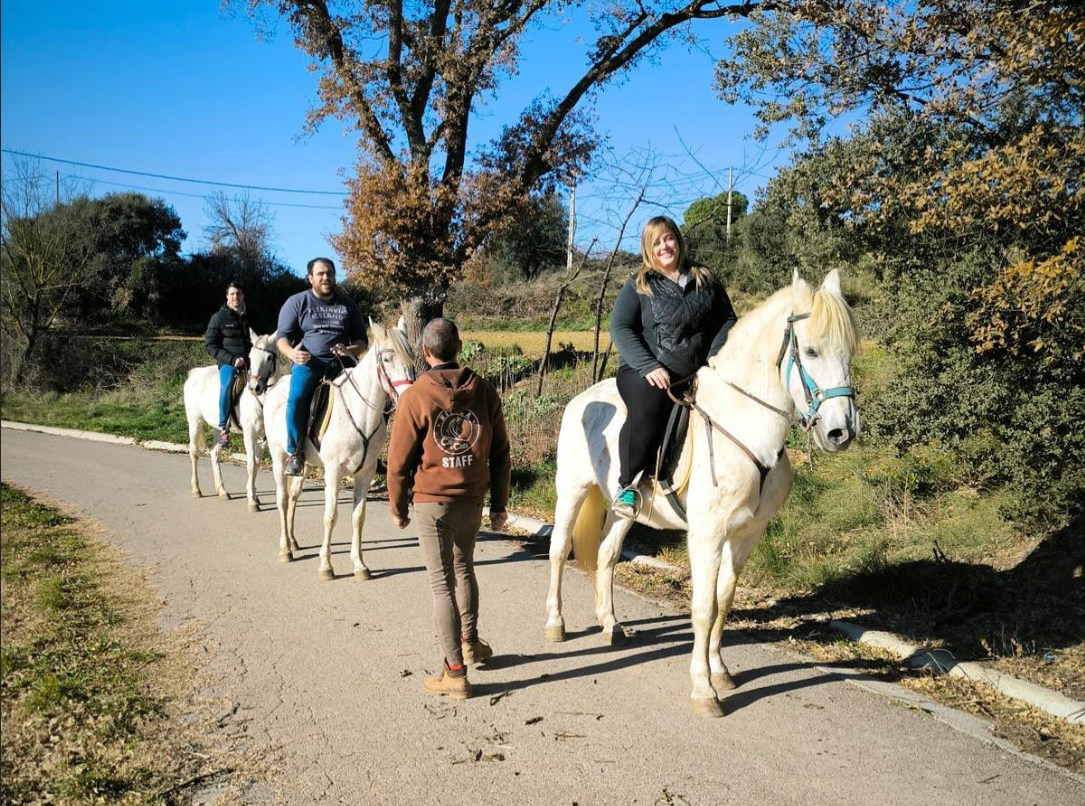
[718,0,1084,523]
[244,0,775,342]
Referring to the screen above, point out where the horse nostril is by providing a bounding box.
[828,428,845,443]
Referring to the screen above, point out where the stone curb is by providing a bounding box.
[7,421,1081,727]
[2,420,136,445]
[831,620,1085,725]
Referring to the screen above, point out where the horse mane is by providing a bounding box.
[808,285,859,355]
[378,325,416,369]
[706,274,858,372]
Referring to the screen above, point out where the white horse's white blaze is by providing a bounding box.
[545,270,860,716]
[184,330,279,512]
[262,318,414,581]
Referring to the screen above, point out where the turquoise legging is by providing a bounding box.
[285,357,330,455]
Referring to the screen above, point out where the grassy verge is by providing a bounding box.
[0,484,262,804]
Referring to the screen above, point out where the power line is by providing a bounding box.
[1,148,347,196]
[59,174,343,210]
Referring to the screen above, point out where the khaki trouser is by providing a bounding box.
[414,501,484,667]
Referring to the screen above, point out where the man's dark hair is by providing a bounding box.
[226,280,243,293]
[307,257,336,275]
[422,318,460,362]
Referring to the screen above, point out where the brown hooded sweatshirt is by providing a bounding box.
[386,364,511,520]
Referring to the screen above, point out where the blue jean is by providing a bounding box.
[218,364,240,430]
[286,356,330,455]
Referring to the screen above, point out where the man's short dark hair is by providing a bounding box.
[227,280,243,293]
[307,257,336,275]
[422,318,460,362]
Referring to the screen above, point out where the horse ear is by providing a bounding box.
[396,315,406,332]
[821,269,842,296]
[791,268,803,287]
[370,318,386,340]
[250,328,258,344]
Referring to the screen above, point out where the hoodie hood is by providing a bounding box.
[416,366,479,411]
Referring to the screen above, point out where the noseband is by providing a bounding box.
[774,313,855,430]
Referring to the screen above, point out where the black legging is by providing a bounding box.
[616,363,685,488]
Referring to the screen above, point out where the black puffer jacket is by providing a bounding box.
[205,305,252,367]
[610,271,737,378]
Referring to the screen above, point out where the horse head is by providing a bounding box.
[368,318,415,406]
[247,330,279,396]
[780,270,860,451]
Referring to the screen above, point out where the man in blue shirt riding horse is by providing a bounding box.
[275,257,369,476]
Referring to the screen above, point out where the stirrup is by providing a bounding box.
[611,486,640,520]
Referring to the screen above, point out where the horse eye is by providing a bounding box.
[805,347,819,359]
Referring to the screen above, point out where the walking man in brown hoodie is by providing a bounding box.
[387,318,511,700]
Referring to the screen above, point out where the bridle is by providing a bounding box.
[667,310,855,494]
[326,348,416,471]
[774,312,855,430]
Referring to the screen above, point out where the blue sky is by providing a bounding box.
[1,1,795,273]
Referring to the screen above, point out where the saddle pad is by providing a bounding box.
[308,383,335,450]
[228,372,247,430]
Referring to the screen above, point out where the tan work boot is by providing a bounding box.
[461,636,494,666]
[423,664,472,700]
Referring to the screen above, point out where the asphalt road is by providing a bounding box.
[3,428,1081,805]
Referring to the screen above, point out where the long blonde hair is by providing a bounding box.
[635,215,712,295]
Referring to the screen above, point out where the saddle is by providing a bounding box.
[649,395,694,523]
[227,371,247,430]
[306,363,346,450]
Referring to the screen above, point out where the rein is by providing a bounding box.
[662,308,853,501]
[324,348,415,474]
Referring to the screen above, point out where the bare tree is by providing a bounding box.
[536,238,597,397]
[203,190,275,268]
[0,157,95,383]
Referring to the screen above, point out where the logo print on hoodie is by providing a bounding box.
[434,409,480,468]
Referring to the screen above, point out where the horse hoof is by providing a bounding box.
[354,568,371,581]
[603,626,627,646]
[544,625,566,643]
[712,671,737,691]
[191,491,201,499]
[247,502,258,513]
[218,492,228,500]
[278,550,293,563]
[691,697,725,718]
[289,540,301,553]
[318,568,334,582]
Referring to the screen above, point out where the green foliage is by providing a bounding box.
[482,191,568,283]
[682,191,748,276]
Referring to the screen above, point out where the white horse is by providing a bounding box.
[263,319,415,581]
[545,270,860,717]
[185,330,279,511]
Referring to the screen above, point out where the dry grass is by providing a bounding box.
[463,329,611,358]
[0,484,271,805]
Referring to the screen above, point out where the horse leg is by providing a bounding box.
[594,515,634,645]
[545,483,593,642]
[285,472,304,554]
[243,427,260,512]
[317,466,341,581]
[272,451,293,562]
[709,532,758,693]
[688,527,725,717]
[349,475,371,580]
[211,441,228,499]
[188,415,203,498]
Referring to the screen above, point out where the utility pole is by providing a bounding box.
[56,170,60,208]
[726,166,733,244]
[566,180,577,273]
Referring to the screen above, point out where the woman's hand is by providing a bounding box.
[645,367,671,389]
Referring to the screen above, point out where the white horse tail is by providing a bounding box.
[572,485,606,575]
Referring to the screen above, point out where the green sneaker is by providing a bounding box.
[611,486,638,519]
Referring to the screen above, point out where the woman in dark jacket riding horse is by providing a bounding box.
[204,282,252,447]
[608,216,738,518]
